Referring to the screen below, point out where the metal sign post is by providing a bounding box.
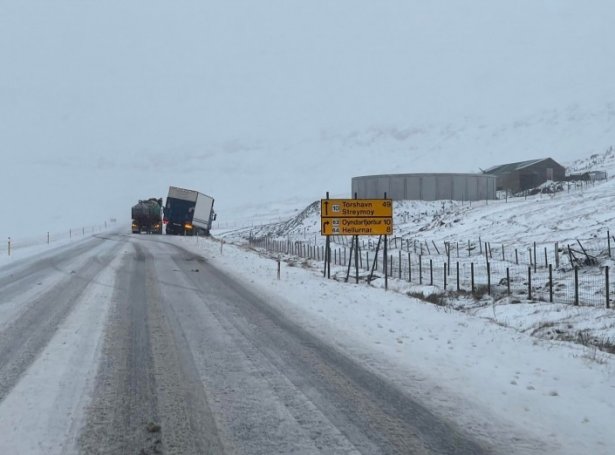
[321,193,393,286]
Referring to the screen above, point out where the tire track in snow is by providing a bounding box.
[0,236,124,402]
[79,240,223,455]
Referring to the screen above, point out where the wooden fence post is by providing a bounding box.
[456,262,460,291]
[506,268,510,295]
[528,266,532,300]
[549,264,553,303]
[574,266,579,306]
[419,255,423,284]
[607,266,610,309]
[430,259,433,286]
[471,263,475,294]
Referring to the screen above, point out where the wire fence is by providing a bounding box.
[248,232,614,309]
[0,222,114,257]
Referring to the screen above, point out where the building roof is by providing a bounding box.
[483,158,551,175]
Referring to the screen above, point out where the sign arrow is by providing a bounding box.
[324,200,329,216]
[322,221,330,233]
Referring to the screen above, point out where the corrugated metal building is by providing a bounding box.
[483,158,566,193]
[351,173,497,201]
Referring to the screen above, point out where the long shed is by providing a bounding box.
[483,158,565,193]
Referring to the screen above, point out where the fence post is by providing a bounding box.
[430,259,433,285]
[506,267,510,295]
[533,242,537,272]
[7,237,10,256]
[528,266,532,300]
[471,262,475,294]
[574,266,579,306]
[549,264,553,303]
[608,231,611,258]
[399,250,402,279]
[444,263,447,289]
[555,242,559,268]
[47,232,50,244]
[515,248,519,265]
[468,240,471,256]
[606,266,610,309]
[486,261,491,295]
[501,244,505,261]
[408,253,412,282]
[277,258,281,280]
[419,255,423,284]
[457,262,460,291]
[544,247,548,268]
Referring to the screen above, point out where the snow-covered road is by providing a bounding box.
[0,233,490,454]
[0,232,611,454]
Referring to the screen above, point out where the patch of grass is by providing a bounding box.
[407,291,446,306]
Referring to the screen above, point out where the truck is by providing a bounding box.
[131,198,163,234]
[163,186,216,236]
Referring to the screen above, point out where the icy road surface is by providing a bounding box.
[0,232,551,454]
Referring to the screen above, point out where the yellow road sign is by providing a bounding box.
[321,217,393,236]
[321,199,392,218]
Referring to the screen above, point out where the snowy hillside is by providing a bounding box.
[217,147,615,354]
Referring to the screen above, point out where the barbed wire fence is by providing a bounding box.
[248,230,614,309]
[0,221,115,257]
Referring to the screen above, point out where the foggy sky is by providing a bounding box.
[2,0,614,237]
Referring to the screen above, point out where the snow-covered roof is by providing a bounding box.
[483,158,549,175]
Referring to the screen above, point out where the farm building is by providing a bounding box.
[351,173,497,201]
[483,158,566,193]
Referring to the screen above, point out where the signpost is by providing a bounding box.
[320,198,393,236]
[321,194,393,288]
[321,217,392,236]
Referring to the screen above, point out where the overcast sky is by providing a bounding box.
[2,1,615,236]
